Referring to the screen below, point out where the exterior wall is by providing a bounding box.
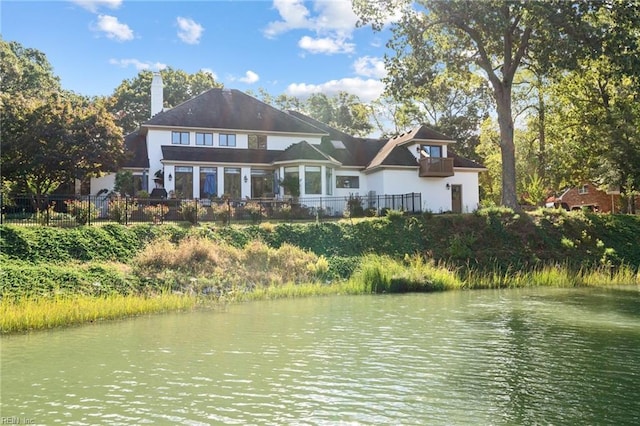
[334,169,368,198]
[362,168,480,213]
[90,173,116,196]
[450,170,481,212]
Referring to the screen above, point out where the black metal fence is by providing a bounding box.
[0,192,422,227]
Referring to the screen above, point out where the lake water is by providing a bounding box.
[2,287,640,425]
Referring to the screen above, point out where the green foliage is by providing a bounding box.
[178,200,206,225]
[113,170,135,196]
[211,201,234,225]
[279,175,300,197]
[241,201,265,223]
[108,197,136,224]
[65,199,98,225]
[345,194,365,218]
[143,204,169,223]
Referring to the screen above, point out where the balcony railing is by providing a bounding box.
[419,157,454,177]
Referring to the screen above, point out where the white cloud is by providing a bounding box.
[353,56,386,79]
[71,0,122,13]
[298,36,354,55]
[264,0,311,38]
[286,78,384,102]
[265,0,359,55]
[93,15,134,41]
[239,70,260,84]
[176,17,204,45]
[109,58,167,71]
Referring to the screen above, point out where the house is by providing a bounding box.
[546,183,639,213]
[92,73,485,214]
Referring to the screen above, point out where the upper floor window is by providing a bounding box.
[420,145,442,158]
[578,185,589,195]
[248,134,267,150]
[196,132,213,146]
[172,131,189,145]
[220,133,236,147]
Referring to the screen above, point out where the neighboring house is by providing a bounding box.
[92,73,485,214]
[546,183,617,213]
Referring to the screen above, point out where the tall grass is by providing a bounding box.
[0,293,196,334]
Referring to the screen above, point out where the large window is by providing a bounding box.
[224,167,241,198]
[251,169,274,198]
[174,166,193,198]
[172,131,189,145]
[283,166,299,196]
[219,133,236,147]
[196,132,213,146]
[248,134,267,150]
[420,145,442,157]
[305,166,321,195]
[325,167,333,196]
[336,176,359,189]
[200,167,217,199]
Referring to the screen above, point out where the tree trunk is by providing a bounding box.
[494,86,519,210]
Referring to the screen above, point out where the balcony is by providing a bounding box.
[419,157,454,177]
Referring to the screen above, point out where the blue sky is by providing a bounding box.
[2,0,394,102]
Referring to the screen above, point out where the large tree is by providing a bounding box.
[354,0,634,209]
[109,67,222,134]
[1,39,124,200]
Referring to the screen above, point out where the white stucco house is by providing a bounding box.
[92,73,485,214]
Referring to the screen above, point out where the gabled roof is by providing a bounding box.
[145,89,326,136]
[388,125,454,145]
[123,129,148,168]
[289,111,386,167]
[274,140,338,164]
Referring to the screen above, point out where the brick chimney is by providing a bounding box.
[151,72,163,117]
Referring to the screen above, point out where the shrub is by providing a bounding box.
[345,194,364,218]
[211,201,234,225]
[242,202,265,223]
[178,200,207,225]
[108,197,137,224]
[143,204,169,224]
[65,199,99,225]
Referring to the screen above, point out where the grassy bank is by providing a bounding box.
[1,208,639,333]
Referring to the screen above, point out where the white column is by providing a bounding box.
[193,166,200,199]
[299,164,305,196]
[217,167,224,198]
[320,165,326,196]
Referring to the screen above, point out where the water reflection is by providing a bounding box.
[2,287,640,425]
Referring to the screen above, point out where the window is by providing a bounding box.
[325,167,333,196]
[248,134,267,150]
[172,131,189,145]
[420,145,442,158]
[578,185,589,195]
[219,133,236,147]
[224,167,241,198]
[196,132,213,146]
[200,167,217,199]
[174,166,193,198]
[305,166,321,195]
[336,176,359,189]
[251,169,274,198]
[283,166,300,196]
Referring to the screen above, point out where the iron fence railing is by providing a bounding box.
[0,192,422,227]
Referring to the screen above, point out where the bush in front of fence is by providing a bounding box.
[65,199,99,225]
[178,200,207,224]
[108,197,137,224]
